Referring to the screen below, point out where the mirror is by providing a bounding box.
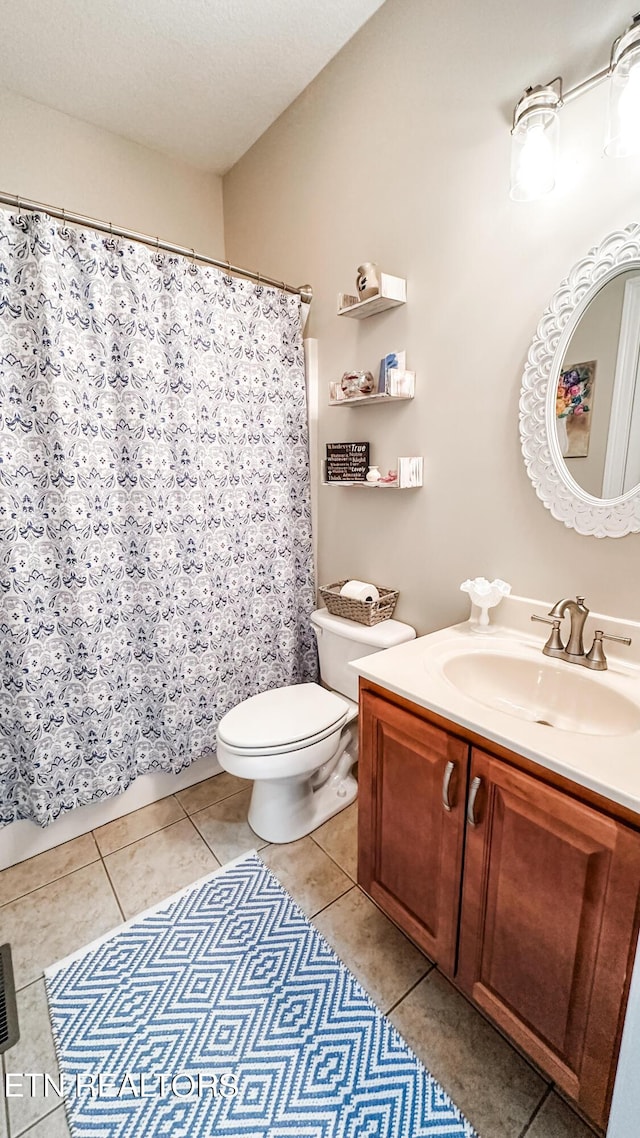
[520,224,640,537]
[556,268,640,499]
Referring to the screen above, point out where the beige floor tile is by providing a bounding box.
[4,979,61,1136]
[191,789,267,864]
[526,1092,598,1138]
[104,818,220,919]
[93,795,185,855]
[19,1105,71,1137]
[390,970,547,1138]
[0,834,99,907]
[1,862,122,990]
[312,887,430,1013]
[260,837,352,917]
[176,771,249,815]
[312,802,358,880]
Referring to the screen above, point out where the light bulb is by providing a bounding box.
[617,62,640,152]
[510,107,559,201]
[606,22,640,158]
[516,123,555,196]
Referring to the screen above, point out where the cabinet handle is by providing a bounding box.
[467,776,482,827]
[442,760,455,812]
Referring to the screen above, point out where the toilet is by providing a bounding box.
[216,608,416,843]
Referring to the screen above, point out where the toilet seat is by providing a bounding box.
[217,682,349,756]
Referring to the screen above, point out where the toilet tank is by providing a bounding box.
[310,608,416,702]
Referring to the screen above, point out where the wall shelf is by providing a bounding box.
[337,273,406,319]
[321,480,419,489]
[321,457,423,489]
[329,391,413,407]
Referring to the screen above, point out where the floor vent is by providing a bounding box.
[0,943,20,1052]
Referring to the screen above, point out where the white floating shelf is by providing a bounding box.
[337,274,406,319]
[321,480,418,489]
[321,457,422,489]
[329,392,413,407]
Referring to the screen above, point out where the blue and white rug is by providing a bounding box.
[45,852,477,1137]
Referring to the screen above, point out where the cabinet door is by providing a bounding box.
[358,690,468,975]
[457,747,640,1128]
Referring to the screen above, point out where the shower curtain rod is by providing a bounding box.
[0,191,313,304]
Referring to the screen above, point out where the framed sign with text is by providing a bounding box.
[325,442,370,482]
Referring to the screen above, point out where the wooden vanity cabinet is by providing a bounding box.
[358,689,467,975]
[358,682,640,1130]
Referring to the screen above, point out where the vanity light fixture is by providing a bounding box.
[510,80,562,201]
[510,13,640,200]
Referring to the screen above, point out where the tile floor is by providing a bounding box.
[0,773,599,1138]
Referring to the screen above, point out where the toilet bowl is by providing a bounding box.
[215,608,416,843]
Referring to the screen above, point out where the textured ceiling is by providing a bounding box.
[0,0,387,174]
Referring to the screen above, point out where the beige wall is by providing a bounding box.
[0,88,224,256]
[223,0,640,633]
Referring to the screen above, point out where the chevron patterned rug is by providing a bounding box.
[45,852,477,1137]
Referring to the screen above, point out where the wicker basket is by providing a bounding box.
[318,580,399,626]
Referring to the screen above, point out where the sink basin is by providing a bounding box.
[441,651,640,737]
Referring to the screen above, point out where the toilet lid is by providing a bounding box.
[217,683,349,751]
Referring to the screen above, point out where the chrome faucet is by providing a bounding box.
[531,594,632,670]
[547,596,589,658]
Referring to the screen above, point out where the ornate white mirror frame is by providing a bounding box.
[519,224,640,538]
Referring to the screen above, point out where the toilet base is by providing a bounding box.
[248,768,358,844]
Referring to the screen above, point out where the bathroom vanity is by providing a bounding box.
[352,597,640,1132]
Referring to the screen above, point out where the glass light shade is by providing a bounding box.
[606,45,640,157]
[510,106,560,202]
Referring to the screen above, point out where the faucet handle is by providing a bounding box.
[585,630,632,670]
[531,614,565,655]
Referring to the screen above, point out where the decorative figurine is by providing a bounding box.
[356,262,380,301]
[460,577,512,632]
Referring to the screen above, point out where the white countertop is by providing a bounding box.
[350,595,640,818]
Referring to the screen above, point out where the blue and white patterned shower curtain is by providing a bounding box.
[0,208,318,827]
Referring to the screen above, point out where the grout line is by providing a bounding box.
[0,792,191,908]
[0,852,102,911]
[0,773,243,905]
[309,883,357,922]
[181,813,224,866]
[13,1101,66,1137]
[91,794,187,858]
[517,1083,552,1137]
[385,964,435,1017]
[188,787,252,827]
[306,882,355,920]
[178,781,251,818]
[429,957,555,1090]
[309,831,357,884]
[96,846,127,925]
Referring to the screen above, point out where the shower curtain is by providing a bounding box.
[0,208,318,827]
